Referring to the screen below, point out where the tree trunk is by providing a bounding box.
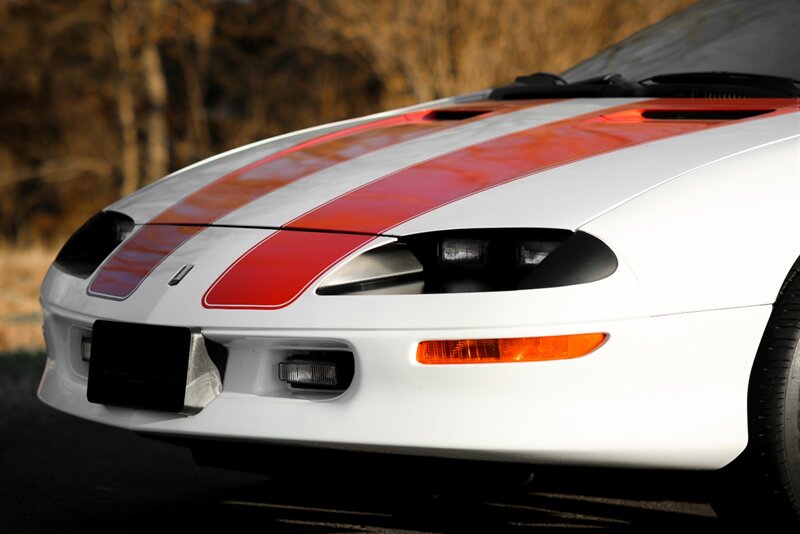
[143,42,168,182]
[110,0,140,197]
[178,0,214,163]
[143,0,168,183]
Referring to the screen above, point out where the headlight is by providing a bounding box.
[317,228,617,295]
[54,211,135,278]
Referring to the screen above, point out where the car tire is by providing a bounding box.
[712,263,800,530]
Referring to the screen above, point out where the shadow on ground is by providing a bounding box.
[1,353,725,532]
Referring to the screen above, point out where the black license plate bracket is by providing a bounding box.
[87,320,192,412]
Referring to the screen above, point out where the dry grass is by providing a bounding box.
[0,241,57,352]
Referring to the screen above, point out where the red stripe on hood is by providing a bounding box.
[88,105,515,299]
[203,98,799,309]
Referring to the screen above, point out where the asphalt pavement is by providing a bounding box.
[1,354,727,532]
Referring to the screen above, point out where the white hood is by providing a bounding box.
[110,98,798,234]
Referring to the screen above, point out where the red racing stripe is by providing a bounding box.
[203,231,372,309]
[88,106,512,299]
[203,98,799,309]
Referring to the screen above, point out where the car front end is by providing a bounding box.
[38,94,799,471]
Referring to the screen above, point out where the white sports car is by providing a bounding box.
[38,0,799,526]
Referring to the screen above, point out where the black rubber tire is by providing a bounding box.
[712,264,800,530]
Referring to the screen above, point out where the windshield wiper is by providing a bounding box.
[489,73,642,100]
[489,71,800,100]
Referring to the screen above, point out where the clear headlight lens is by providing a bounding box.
[316,243,423,295]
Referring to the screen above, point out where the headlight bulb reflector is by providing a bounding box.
[438,238,488,265]
[518,240,559,266]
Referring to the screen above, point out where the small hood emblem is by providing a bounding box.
[168,264,194,286]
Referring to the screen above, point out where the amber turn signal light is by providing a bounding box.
[416,333,607,364]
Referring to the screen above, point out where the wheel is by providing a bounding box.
[712,264,800,530]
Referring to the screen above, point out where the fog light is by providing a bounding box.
[279,359,338,388]
[81,337,92,362]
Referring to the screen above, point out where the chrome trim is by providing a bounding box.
[168,264,194,286]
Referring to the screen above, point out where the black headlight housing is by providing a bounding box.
[54,211,134,278]
[317,228,617,295]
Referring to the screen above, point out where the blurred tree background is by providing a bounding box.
[0,0,693,349]
[0,0,694,243]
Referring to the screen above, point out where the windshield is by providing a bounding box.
[562,0,800,83]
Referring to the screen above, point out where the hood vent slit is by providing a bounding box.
[641,109,773,121]
[423,109,491,121]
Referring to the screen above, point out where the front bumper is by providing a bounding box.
[38,300,768,470]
